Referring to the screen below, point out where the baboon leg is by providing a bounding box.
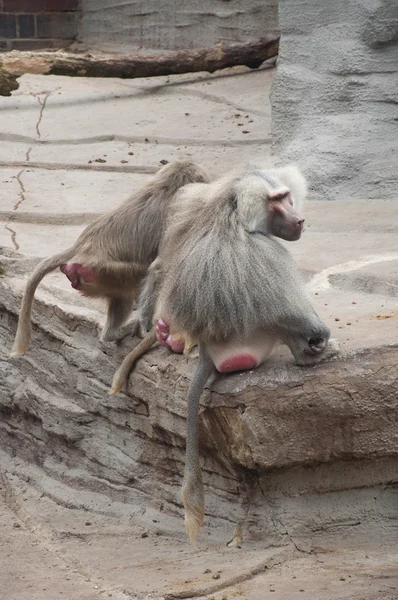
[137,257,163,336]
[100,296,134,342]
[110,328,157,395]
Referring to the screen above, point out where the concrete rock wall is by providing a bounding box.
[78,0,278,52]
[271,0,398,200]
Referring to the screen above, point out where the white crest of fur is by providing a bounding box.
[236,164,308,232]
[236,176,269,232]
[272,164,308,213]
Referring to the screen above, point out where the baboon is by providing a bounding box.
[10,161,209,357]
[110,165,338,545]
[111,164,307,391]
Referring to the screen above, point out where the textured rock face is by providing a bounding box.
[271,0,398,200]
[0,64,19,97]
[1,242,398,545]
[78,0,278,52]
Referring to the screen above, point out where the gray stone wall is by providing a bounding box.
[271,0,398,200]
[78,0,279,51]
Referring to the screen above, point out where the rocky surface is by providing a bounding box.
[272,0,398,200]
[0,63,19,97]
[0,69,397,598]
[78,0,279,54]
[1,198,397,548]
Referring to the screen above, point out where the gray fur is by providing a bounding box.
[74,161,210,269]
[157,166,329,359]
[137,256,163,336]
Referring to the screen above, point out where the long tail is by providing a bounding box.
[10,247,76,357]
[181,345,214,544]
[109,328,157,395]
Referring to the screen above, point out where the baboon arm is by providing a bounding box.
[181,346,214,544]
[109,328,157,395]
[10,248,75,357]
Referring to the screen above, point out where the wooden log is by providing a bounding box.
[2,35,279,80]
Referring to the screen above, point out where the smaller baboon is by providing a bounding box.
[10,161,209,357]
[111,164,338,544]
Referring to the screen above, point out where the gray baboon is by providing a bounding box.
[10,161,209,357]
[111,165,338,545]
[111,164,308,391]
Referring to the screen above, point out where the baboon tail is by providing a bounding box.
[181,346,214,544]
[109,328,157,395]
[10,247,76,357]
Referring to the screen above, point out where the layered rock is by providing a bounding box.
[272,0,398,200]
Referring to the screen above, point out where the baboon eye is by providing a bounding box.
[268,190,291,203]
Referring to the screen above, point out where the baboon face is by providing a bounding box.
[267,190,305,241]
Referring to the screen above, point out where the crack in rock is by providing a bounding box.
[14,169,26,211]
[0,132,271,147]
[32,91,51,139]
[0,160,158,175]
[4,223,19,250]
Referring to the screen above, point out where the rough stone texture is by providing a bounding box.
[0,62,19,96]
[78,0,279,53]
[271,0,398,200]
[0,71,398,598]
[1,236,398,597]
